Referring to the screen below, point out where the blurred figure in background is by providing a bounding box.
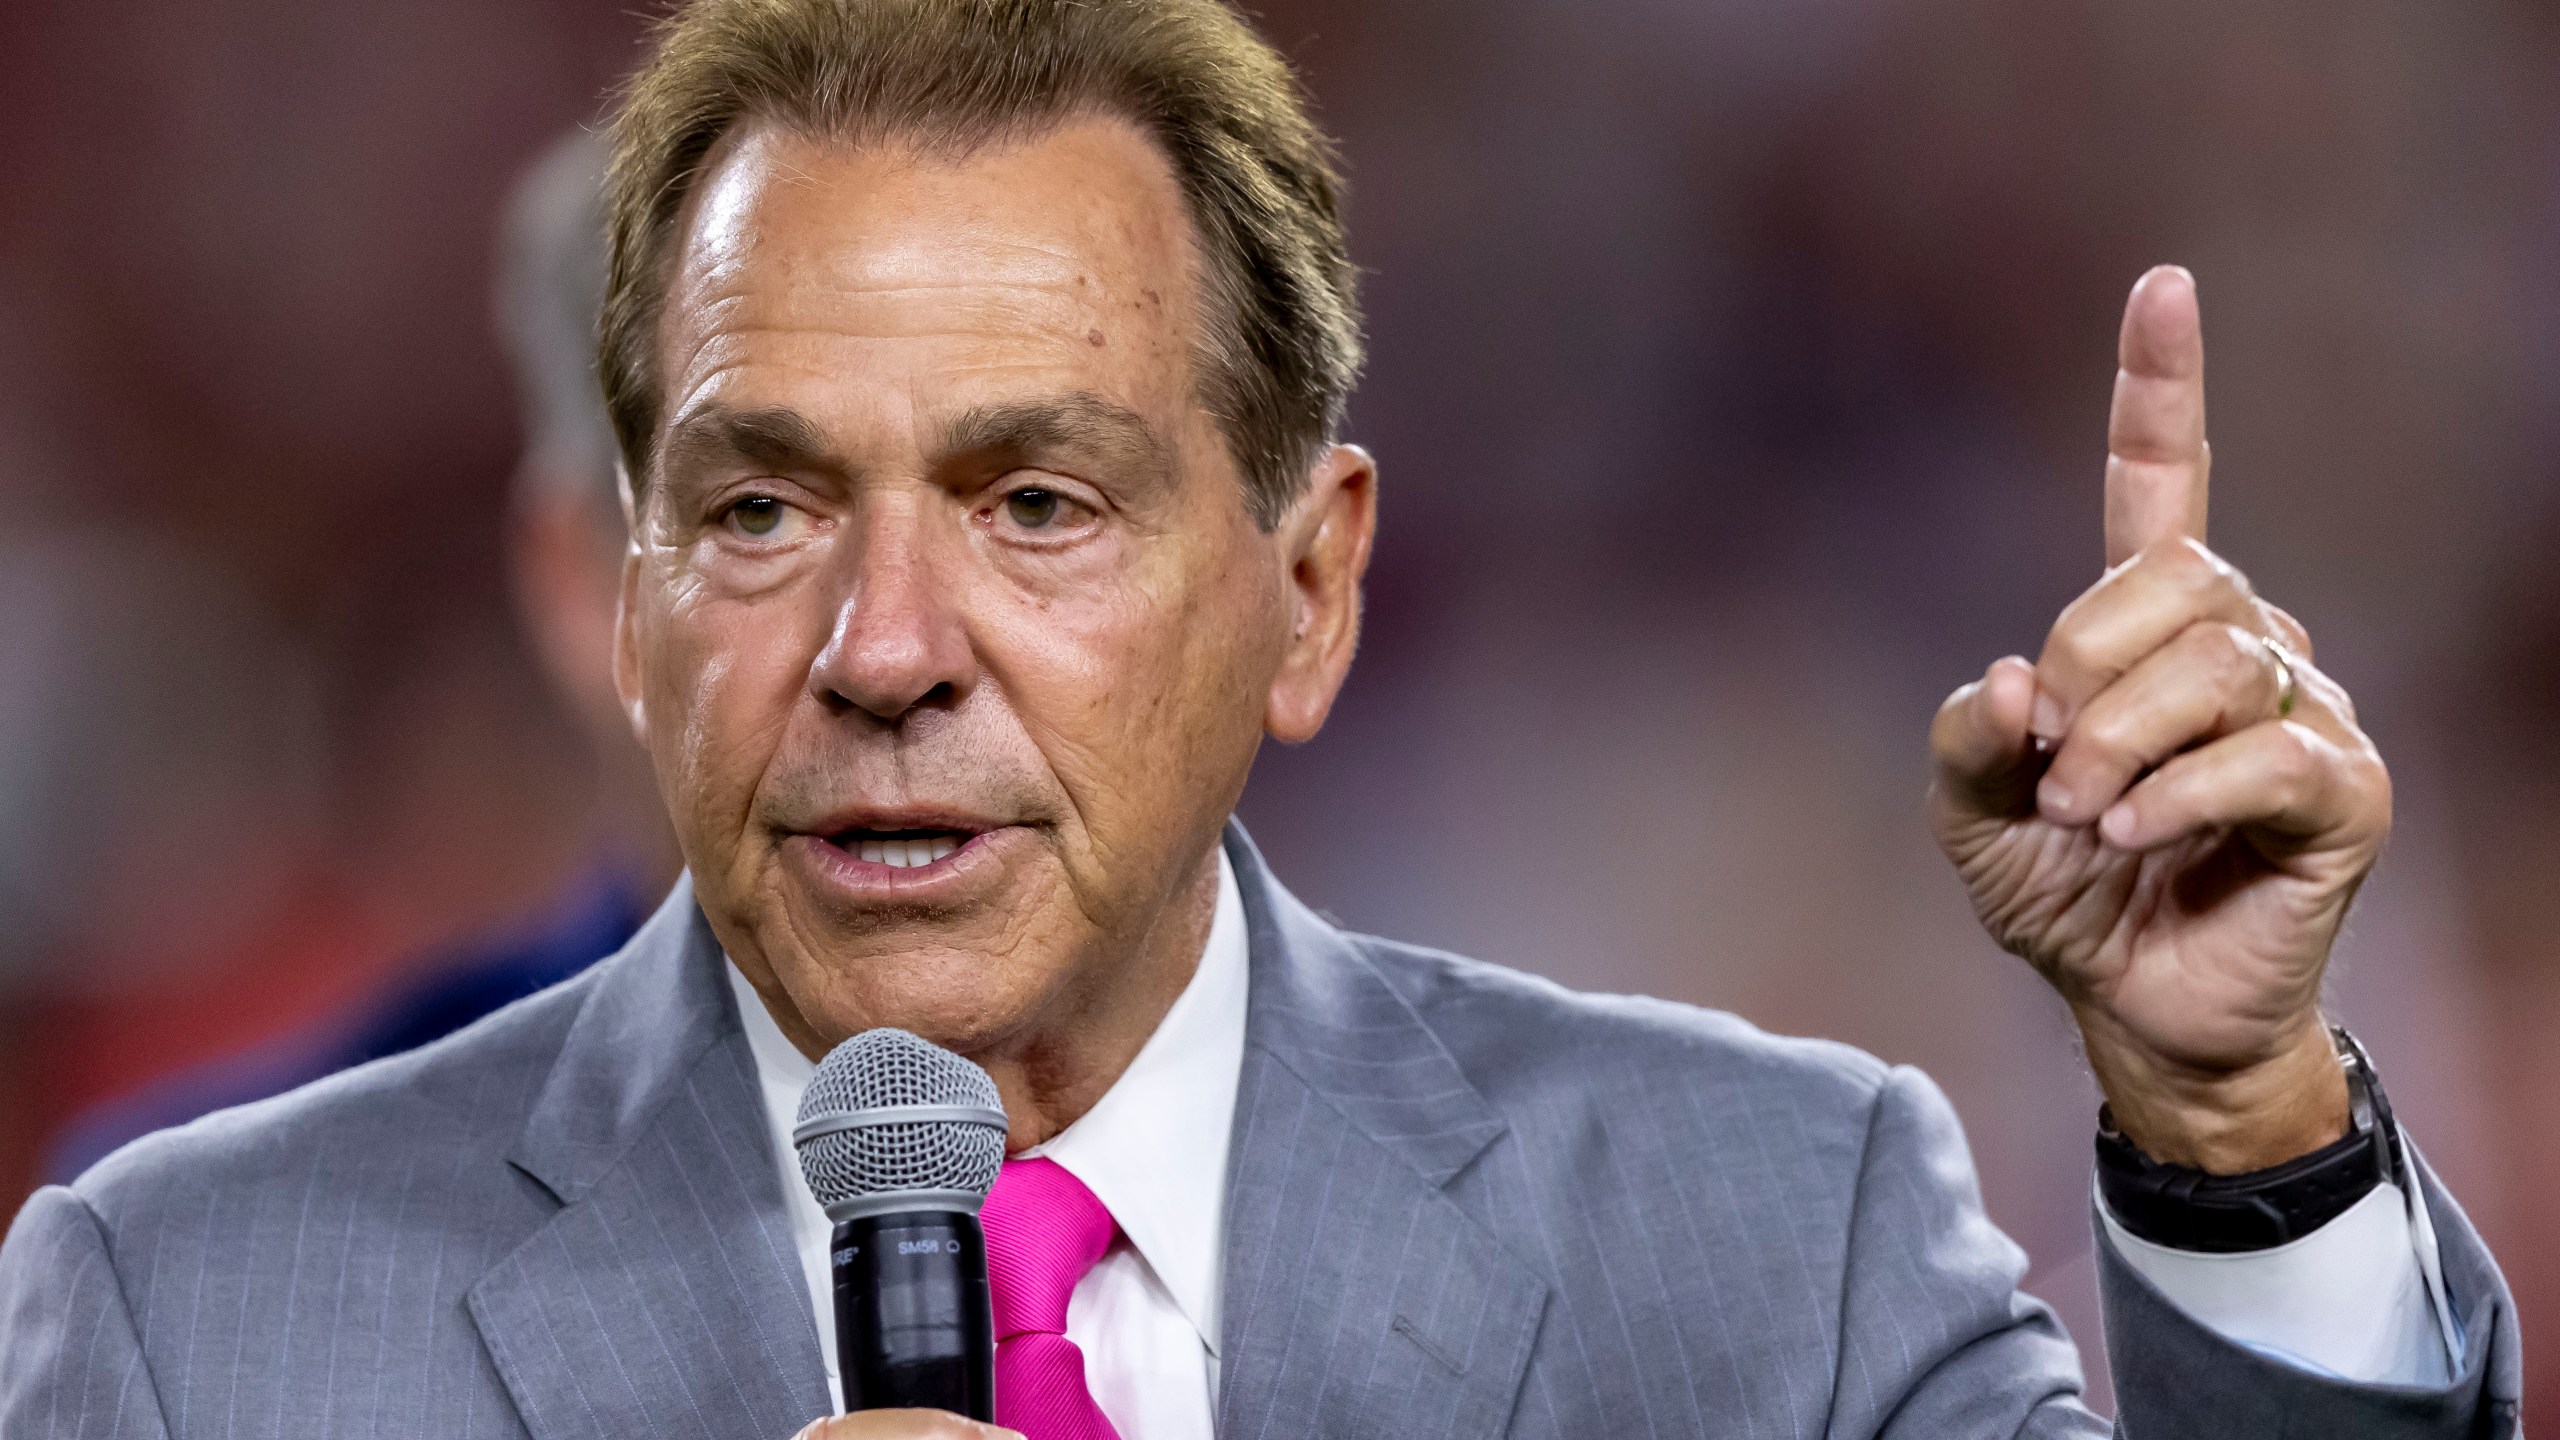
[40,129,672,1180]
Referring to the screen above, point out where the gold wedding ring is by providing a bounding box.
[2264,637,2301,719]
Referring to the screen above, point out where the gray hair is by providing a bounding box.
[598,0,1363,528]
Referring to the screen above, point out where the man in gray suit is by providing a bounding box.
[0,0,2521,1435]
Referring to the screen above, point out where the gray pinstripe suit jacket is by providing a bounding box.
[0,826,2523,1438]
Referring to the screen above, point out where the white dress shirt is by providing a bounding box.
[732,847,1246,1438]
[733,846,2450,1427]
[2100,1162,2457,1384]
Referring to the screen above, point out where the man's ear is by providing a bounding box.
[1265,443,1378,744]
[506,479,630,744]
[611,486,651,748]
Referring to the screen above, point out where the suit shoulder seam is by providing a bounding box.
[1818,1063,1909,1431]
[48,1185,174,1432]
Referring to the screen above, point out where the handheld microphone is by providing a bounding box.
[792,1028,1007,1420]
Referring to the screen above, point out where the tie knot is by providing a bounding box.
[981,1157,1118,1339]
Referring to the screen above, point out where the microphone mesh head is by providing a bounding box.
[793,1028,1006,1209]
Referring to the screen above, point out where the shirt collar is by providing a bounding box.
[728,844,1248,1358]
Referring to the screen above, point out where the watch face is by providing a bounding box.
[2331,1025,2399,1189]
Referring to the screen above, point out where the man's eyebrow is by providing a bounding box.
[938,392,1172,483]
[661,404,841,476]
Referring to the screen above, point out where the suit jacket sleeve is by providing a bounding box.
[2101,1144,2523,1439]
[1831,1065,2110,1438]
[0,1185,174,1440]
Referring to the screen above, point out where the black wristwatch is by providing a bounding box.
[2095,1026,2400,1254]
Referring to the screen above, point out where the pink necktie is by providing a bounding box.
[980,1157,1124,1440]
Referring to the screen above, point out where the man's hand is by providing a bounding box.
[792,1413,1023,1440]
[1929,266,2391,1174]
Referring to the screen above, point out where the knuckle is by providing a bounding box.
[2259,600,2315,660]
[2328,743,2395,842]
[2153,535,2249,603]
[2271,717,2316,761]
[2270,721,2327,792]
[2232,629,2280,695]
[2147,534,2209,580]
[2305,666,2360,728]
[2042,628,2101,687]
[2192,620,2257,674]
[1930,682,1993,762]
[2363,744,2393,789]
[2175,622,2265,698]
[2078,703,2141,762]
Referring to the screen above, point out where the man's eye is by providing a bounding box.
[1003,489,1063,529]
[728,497,787,536]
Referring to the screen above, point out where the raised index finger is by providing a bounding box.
[2104,265,2209,567]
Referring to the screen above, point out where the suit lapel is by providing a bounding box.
[468,880,831,1440]
[1217,826,1550,1440]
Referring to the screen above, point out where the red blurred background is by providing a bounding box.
[3,0,2554,1410]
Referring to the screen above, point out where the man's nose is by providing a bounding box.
[807,502,976,722]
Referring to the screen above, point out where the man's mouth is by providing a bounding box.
[781,810,1025,897]
[826,828,977,869]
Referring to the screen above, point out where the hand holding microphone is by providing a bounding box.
[791,1414,1022,1439]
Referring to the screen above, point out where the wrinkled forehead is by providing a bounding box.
[653,117,1214,455]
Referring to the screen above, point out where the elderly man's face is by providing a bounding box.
[616,117,1370,1073]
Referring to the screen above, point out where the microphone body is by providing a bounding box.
[793,1027,1010,1423]
[831,1209,995,1416]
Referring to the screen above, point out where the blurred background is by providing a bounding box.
[2,0,2554,1413]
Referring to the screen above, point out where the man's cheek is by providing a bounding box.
[1010,640,1158,834]
[647,608,775,849]
[1167,569,1277,728]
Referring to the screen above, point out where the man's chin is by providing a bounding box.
[767,937,1057,1059]
[743,826,1074,1048]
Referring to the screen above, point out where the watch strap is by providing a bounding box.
[2095,1026,2399,1254]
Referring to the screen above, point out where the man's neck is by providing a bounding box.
[977,841,1224,1150]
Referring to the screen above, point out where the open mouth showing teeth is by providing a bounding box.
[830,830,973,868]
